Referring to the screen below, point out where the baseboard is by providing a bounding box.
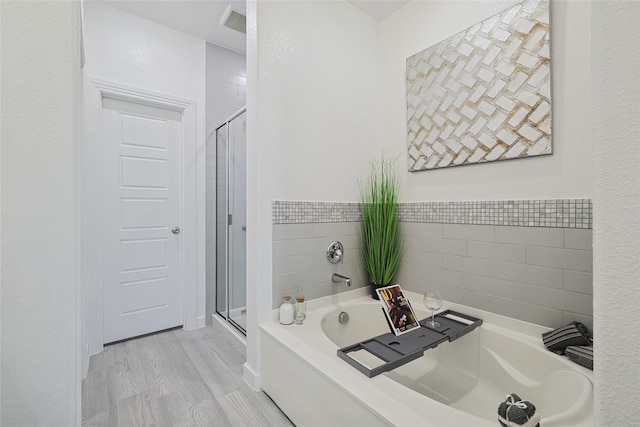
[243,362,262,391]
[85,340,104,378]
[196,315,206,329]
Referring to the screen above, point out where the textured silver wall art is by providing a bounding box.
[407,0,552,171]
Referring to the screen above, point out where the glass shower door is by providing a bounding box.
[215,108,246,334]
[228,110,246,331]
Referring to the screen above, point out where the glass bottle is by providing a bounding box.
[294,295,306,325]
[296,287,306,320]
[279,294,294,325]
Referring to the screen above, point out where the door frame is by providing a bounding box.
[82,77,203,361]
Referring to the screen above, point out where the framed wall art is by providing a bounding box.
[407,1,552,171]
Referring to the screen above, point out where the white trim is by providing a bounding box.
[243,361,262,391]
[197,315,207,329]
[82,76,105,360]
[244,0,269,394]
[82,77,203,358]
[196,41,208,334]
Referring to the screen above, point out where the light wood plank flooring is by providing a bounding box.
[82,322,294,427]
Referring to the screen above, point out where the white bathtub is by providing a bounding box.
[260,288,593,427]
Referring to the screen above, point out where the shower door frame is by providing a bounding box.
[215,106,247,335]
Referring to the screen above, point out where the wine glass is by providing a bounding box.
[423,291,443,328]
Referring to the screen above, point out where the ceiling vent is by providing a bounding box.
[220,5,246,34]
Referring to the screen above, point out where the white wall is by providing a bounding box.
[245,0,264,388]
[1,1,81,424]
[83,1,206,104]
[258,1,381,202]
[591,1,640,425]
[245,0,380,388]
[253,1,593,204]
[81,0,207,368]
[378,0,592,202]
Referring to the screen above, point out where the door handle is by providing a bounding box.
[172,226,181,235]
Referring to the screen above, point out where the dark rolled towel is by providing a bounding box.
[498,394,541,427]
[566,345,594,370]
[542,321,592,355]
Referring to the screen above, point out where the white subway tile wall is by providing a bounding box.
[272,222,367,309]
[206,43,247,130]
[395,222,592,330]
[272,200,593,330]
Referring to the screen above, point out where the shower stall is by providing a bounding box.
[208,107,247,334]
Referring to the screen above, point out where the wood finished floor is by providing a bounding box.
[82,322,294,427]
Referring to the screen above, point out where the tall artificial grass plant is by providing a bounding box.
[359,156,402,299]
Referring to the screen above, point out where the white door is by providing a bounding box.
[102,97,183,343]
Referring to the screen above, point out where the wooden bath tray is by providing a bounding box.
[337,310,482,378]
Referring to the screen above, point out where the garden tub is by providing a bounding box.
[260,288,593,426]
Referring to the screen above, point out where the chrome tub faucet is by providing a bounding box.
[331,273,352,287]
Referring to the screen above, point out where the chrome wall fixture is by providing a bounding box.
[326,241,344,264]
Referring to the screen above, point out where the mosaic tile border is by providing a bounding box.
[272,201,361,224]
[273,199,592,229]
[397,199,591,228]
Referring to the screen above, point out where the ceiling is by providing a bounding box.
[102,1,411,54]
[347,1,410,22]
[102,0,248,53]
